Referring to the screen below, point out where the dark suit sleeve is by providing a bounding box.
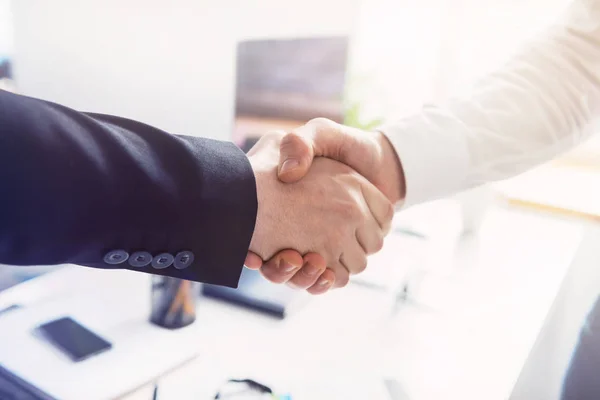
[0,89,257,288]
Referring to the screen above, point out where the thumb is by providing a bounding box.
[277,131,314,183]
[244,251,263,270]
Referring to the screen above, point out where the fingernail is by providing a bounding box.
[302,263,320,277]
[285,264,298,273]
[280,159,298,174]
[318,278,331,286]
[279,260,298,273]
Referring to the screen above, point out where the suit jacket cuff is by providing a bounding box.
[174,137,258,287]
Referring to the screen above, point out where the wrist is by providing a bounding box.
[247,153,281,259]
[374,130,406,205]
[247,155,263,253]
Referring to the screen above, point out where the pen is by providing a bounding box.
[152,384,158,400]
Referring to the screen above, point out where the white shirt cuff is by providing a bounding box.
[378,110,470,208]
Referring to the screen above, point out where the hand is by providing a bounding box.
[246,131,393,289]
[277,118,405,202]
[246,119,405,291]
[246,249,336,295]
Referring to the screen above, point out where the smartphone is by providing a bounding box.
[34,317,112,362]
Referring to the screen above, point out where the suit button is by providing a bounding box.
[151,253,174,269]
[104,250,129,265]
[174,251,194,270]
[128,251,152,267]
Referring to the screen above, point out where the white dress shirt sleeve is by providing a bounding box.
[380,0,600,208]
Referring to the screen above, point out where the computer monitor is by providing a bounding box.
[233,36,350,150]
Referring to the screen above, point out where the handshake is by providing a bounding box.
[243,118,406,295]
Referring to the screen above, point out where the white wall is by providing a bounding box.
[0,0,12,56]
[10,0,360,140]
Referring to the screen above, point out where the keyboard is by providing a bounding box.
[0,364,56,400]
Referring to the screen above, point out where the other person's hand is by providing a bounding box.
[277,118,405,202]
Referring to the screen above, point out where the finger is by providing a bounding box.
[287,252,327,289]
[307,268,336,295]
[244,252,263,270]
[340,244,368,276]
[277,131,314,183]
[360,180,394,235]
[259,249,304,284]
[356,221,385,255]
[296,119,380,178]
[278,118,346,183]
[332,260,351,288]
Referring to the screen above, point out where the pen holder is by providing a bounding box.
[150,277,200,329]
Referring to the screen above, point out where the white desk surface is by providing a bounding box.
[0,205,586,400]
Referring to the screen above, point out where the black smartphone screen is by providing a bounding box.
[34,317,112,362]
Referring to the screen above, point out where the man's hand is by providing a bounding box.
[246,131,393,289]
[245,119,406,292]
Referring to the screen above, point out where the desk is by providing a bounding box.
[0,205,586,400]
[0,266,202,400]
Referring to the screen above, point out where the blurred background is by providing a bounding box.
[1,0,600,399]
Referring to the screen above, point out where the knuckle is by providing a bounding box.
[383,202,395,223]
[355,258,368,274]
[280,132,313,164]
[286,277,305,289]
[373,236,385,253]
[280,131,303,151]
[362,233,384,255]
[335,272,350,288]
[260,264,289,285]
[308,117,334,128]
[329,262,350,288]
[291,272,313,289]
